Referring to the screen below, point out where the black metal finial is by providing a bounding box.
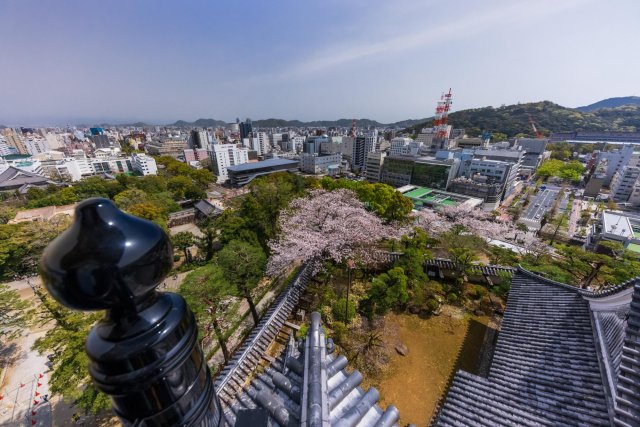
[40,198,224,426]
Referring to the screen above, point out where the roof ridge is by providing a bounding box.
[613,282,640,425]
[579,275,640,299]
[516,265,581,292]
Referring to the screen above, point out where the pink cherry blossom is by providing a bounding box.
[267,189,408,275]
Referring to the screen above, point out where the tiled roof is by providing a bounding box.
[0,166,52,190]
[215,264,313,405]
[226,313,399,427]
[435,268,611,426]
[614,282,640,425]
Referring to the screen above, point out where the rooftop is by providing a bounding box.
[226,158,299,172]
[602,211,636,239]
[400,185,483,209]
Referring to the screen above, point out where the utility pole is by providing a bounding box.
[345,259,355,324]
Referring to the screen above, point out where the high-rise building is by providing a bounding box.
[0,136,16,156]
[190,130,209,149]
[304,136,328,155]
[210,144,249,183]
[3,130,28,154]
[256,132,271,156]
[24,136,50,156]
[351,131,377,172]
[239,119,253,140]
[365,152,387,182]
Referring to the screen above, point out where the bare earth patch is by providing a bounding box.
[374,309,489,426]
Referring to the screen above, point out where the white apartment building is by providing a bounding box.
[389,137,421,156]
[595,145,639,186]
[45,132,64,150]
[131,153,157,176]
[24,136,50,156]
[210,144,249,183]
[0,136,16,156]
[54,153,156,181]
[256,132,271,156]
[610,166,640,203]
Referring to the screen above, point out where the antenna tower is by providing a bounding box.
[434,88,453,139]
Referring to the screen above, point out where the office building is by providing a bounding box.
[131,153,158,176]
[299,153,342,174]
[303,136,328,155]
[209,144,249,183]
[256,132,271,156]
[380,156,457,189]
[24,136,49,156]
[610,166,640,203]
[239,119,253,140]
[145,137,188,157]
[352,131,377,172]
[226,158,299,187]
[514,138,548,171]
[365,152,386,182]
[389,137,420,156]
[550,131,640,144]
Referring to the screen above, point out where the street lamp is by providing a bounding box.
[345,259,355,323]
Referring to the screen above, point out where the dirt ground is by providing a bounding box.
[375,308,489,426]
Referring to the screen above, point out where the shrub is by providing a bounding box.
[332,298,357,323]
[426,298,439,312]
[447,293,459,304]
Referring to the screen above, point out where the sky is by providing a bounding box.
[1,0,639,126]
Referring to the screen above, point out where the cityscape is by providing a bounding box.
[1,1,640,427]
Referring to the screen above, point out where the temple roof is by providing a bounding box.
[435,268,640,426]
[0,166,54,190]
[226,313,399,427]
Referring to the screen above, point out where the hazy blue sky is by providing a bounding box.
[1,0,639,125]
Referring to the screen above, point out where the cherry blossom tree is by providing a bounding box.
[267,189,408,275]
[414,204,543,256]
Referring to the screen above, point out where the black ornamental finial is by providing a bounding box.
[40,198,224,426]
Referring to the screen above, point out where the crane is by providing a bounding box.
[528,115,544,139]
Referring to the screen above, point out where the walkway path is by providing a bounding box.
[567,198,583,236]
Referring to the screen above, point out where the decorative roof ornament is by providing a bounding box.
[40,198,224,426]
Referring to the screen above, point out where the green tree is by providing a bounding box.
[0,218,72,280]
[367,267,408,315]
[179,264,235,363]
[440,225,484,282]
[0,283,31,340]
[171,231,195,262]
[167,175,193,200]
[114,188,148,210]
[491,132,508,142]
[217,240,267,325]
[332,298,356,323]
[127,202,167,224]
[31,285,109,414]
[319,177,413,222]
[536,159,563,180]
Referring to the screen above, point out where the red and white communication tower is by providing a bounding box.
[433,88,453,139]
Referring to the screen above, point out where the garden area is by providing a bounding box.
[294,255,503,425]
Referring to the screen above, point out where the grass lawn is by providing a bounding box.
[375,308,490,426]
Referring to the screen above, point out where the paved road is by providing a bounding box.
[0,332,52,426]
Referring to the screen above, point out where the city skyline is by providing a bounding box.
[1,0,639,126]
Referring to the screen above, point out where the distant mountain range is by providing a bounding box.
[5,97,640,137]
[404,99,640,137]
[576,96,640,112]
